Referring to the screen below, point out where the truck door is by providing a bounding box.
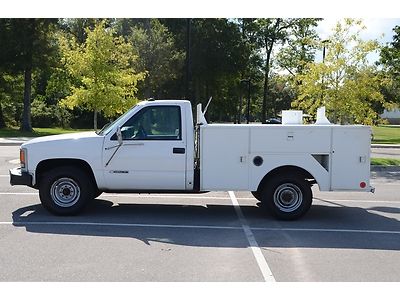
[102,105,187,190]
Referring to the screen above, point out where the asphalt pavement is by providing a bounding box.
[0,145,399,281]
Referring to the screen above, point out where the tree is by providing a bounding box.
[246,19,298,122]
[380,25,400,108]
[59,21,146,130]
[128,19,185,99]
[293,19,386,125]
[0,18,57,131]
[189,19,250,120]
[277,18,321,77]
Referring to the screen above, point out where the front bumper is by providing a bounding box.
[9,168,33,187]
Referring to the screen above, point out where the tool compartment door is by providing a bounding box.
[200,126,249,190]
[331,126,371,191]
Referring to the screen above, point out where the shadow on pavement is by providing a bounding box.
[11,198,400,251]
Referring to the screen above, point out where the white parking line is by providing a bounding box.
[228,191,275,282]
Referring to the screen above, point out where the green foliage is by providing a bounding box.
[241,18,320,121]
[380,25,400,108]
[129,19,184,99]
[293,19,386,125]
[380,25,400,77]
[0,18,397,131]
[277,18,321,76]
[0,73,24,127]
[371,158,400,166]
[189,19,252,121]
[59,21,146,129]
[0,19,58,131]
[31,95,72,128]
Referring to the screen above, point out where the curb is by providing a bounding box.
[0,142,24,146]
[0,138,33,146]
[0,141,26,146]
[371,165,400,172]
[371,144,400,149]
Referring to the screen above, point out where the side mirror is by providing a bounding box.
[116,127,123,145]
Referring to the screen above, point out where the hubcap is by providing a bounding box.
[273,183,303,212]
[50,177,81,207]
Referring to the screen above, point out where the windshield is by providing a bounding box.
[96,105,137,136]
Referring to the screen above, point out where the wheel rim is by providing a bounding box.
[273,183,303,213]
[50,177,81,207]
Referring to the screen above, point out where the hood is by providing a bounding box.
[22,131,99,147]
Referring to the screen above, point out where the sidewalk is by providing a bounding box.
[0,137,33,146]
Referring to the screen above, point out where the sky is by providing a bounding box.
[318,18,400,44]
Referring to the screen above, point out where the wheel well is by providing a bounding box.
[35,159,98,189]
[257,165,315,193]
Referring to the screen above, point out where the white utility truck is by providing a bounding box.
[10,100,373,220]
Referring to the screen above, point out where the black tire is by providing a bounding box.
[251,191,262,201]
[261,173,312,220]
[94,190,103,198]
[39,166,94,215]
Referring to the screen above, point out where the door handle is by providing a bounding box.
[173,148,185,154]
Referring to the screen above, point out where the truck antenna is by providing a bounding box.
[203,97,213,115]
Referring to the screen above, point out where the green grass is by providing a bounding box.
[371,158,400,166]
[372,125,400,144]
[0,127,89,138]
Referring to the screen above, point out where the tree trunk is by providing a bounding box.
[238,95,243,124]
[93,110,98,131]
[185,18,192,102]
[21,66,33,132]
[20,19,35,132]
[262,44,273,124]
[0,102,6,128]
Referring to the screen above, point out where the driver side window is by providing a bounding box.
[120,105,181,140]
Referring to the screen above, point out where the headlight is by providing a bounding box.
[20,148,27,170]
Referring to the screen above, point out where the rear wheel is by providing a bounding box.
[261,173,312,220]
[39,166,94,215]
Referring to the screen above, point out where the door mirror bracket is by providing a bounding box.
[116,127,123,145]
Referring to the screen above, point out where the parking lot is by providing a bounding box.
[1,145,400,281]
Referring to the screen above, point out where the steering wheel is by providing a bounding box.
[135,125,147,139]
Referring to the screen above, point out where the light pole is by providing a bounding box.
[322,39,330,63]
[240,79,251,124]
[321,40,330,105]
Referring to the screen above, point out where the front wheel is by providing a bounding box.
[261,174,312,220]
[39,166,94,215]
[251,191,262,201]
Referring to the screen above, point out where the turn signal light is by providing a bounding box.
[20,149,26,169]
